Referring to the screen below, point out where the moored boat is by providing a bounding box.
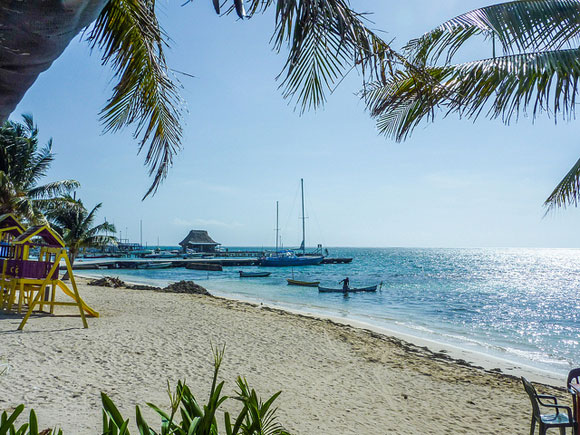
[259,250,324,267]
[260,182,326,268]
[287,278,320,287]
[136,261,173,269]
[144,250,179,259]
[239,271,271,277]
[185,262,223,271]
[318,285,378,293]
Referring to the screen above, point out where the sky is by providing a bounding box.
[11,0,580,248]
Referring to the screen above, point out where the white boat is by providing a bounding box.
[258,180,325,267]
[144,250,179,259]
[136,261,172,269]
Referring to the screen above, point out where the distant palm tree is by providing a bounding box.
[365,0,580,211]
[0,0,397,197]
[0,114,80,222]
[47,196,116,266]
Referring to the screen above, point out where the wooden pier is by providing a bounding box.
[71,256,352,270]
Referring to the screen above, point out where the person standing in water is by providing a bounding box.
[339,277,350,291]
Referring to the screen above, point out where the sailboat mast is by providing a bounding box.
[301,178,306,254]
[275,201,279,253]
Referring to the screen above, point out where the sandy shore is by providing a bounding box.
[0,278,570,434]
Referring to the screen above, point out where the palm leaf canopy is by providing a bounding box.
[406,0,580,65]
[0,1,397,198]
[365,0,580,210]
[0,115,80,222]
[86,0,397,197]
[47,196,116,258]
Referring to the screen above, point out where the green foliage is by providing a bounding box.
[101,346,290,435]
[88,0,397,197]
[87,0,182,199]
[0,114,79,223]
[364,0,580,210]
[0,405,62,435]
[1,348,289,435]
[46,195,116,265]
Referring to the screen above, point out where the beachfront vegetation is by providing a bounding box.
[0,115,79,223]
[0,405,62,435]
[46,196,116,266]
[364,0,580,210]
[102,346,290,435]
[1,348,289,434]
[0,1,397,197]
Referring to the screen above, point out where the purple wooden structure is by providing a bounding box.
[4,259,58,280]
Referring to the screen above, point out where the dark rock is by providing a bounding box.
[162,280,211,296]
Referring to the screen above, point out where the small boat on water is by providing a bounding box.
[259,251,324,267]
[144,250,180,259]
[318,284,378,293]
[239,271,271,278]
[286,278,320,287]
[137,261,172,269]
[259,183,325,268]
[186,263,223,271]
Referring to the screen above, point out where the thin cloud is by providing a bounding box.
[173,217,243,229]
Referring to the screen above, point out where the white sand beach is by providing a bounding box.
[0,278,570,434]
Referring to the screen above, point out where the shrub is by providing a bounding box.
[1,347,289,435]
[101,346,290,435]
[0,405,62,435]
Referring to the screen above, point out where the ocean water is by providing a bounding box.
[80,247,580,377]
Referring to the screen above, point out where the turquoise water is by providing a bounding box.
[80,247,580,376]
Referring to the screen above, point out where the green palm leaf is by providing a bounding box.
[370,0,580,210]
[210,0,396,113]
[28,180,81,199]
[544,157,580,210]
[407,0,580,65]
[368,47,580,141]
[88,0,183,199]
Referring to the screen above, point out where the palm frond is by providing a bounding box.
[406,0,580,65]
[88,0,183,198]
[27,140,54,187]
[28,180,81,199]
[368,48,580,141]
[82,203,103,230]
[78,234,117,249]
[273,0,395,113]
[208,0,396,113]
[544,156,580,210]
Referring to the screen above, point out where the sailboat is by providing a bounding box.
[259,180,324,267]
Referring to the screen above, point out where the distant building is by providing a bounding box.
[179,230,220,253]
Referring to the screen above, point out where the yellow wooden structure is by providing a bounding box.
[0,214,25,308]
[0,214,24,242]
[0,224,98,330]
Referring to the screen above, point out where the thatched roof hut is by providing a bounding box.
[179,230,220,253]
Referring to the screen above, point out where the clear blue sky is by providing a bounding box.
[11,0,580,248]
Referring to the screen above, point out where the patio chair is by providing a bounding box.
[567,369,580,424]
[522,376,577,435]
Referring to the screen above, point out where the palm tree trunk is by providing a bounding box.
[0,1,109,120]
[69,247,78,268]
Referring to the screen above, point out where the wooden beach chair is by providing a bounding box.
[522,376,577,434]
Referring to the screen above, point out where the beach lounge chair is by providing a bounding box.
[522,376,577,435]
[567,369,580,429]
